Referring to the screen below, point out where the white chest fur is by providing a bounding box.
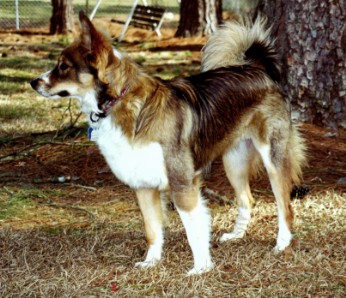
[93,117,169,190]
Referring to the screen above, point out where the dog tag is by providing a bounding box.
[88,127,98,141]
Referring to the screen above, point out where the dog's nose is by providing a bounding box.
[30,78,40,90]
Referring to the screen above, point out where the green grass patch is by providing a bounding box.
[0,104,36,120]
[1,57,55,71]
[0,68,35,94]
[0,187,69,221]
[0,59,54,95]
[0,187,41,220]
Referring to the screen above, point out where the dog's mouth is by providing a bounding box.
[30,78,71,98]
[56,90,71,97]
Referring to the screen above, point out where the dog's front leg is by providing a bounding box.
[173,187,214,275]
[135,188,164,268]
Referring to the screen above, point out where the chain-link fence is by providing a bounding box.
[0,0,258,31]
[1,0,50,29]
[0,0,180,30]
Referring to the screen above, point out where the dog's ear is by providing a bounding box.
[79,11,96,51]
[78,11,116,84]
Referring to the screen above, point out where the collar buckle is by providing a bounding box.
[89,85,129,122]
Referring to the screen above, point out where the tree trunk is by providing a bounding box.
[257,0,346,129]
[175,0,222,37]
[50,0,74,34]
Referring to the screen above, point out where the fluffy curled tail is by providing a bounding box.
[289,123,309,198]
[201,16,281,83]
[289,123,307,185]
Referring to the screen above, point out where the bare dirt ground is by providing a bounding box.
[0,21,345,297]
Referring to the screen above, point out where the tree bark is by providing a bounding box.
[50,0,74,34]
[257,0,346,129]
[175,0,222,37]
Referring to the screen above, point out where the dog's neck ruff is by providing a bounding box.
[90,85,129,123]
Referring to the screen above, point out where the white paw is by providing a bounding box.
[273,243,290,253]
[219,231,245,242]
[273,237,292,252]
[135,259,159,268]
[187,262,214,275]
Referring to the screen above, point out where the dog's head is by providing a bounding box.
[31,11,120,113]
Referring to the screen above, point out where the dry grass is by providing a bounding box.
[0,191,345,297]
[0,22,345,297]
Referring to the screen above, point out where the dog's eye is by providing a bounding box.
[59,63,69,71]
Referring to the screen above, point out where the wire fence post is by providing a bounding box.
[15,0,20,29]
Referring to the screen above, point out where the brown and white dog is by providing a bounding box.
[31,12,306,274]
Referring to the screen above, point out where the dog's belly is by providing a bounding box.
[95,120,169,190]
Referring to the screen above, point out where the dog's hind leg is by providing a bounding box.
[255,140,294,251]
[173,177,213,275]
[220,139,257,242]
[135,188,164,267]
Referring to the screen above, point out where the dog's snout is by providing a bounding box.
[30,78,41,90]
